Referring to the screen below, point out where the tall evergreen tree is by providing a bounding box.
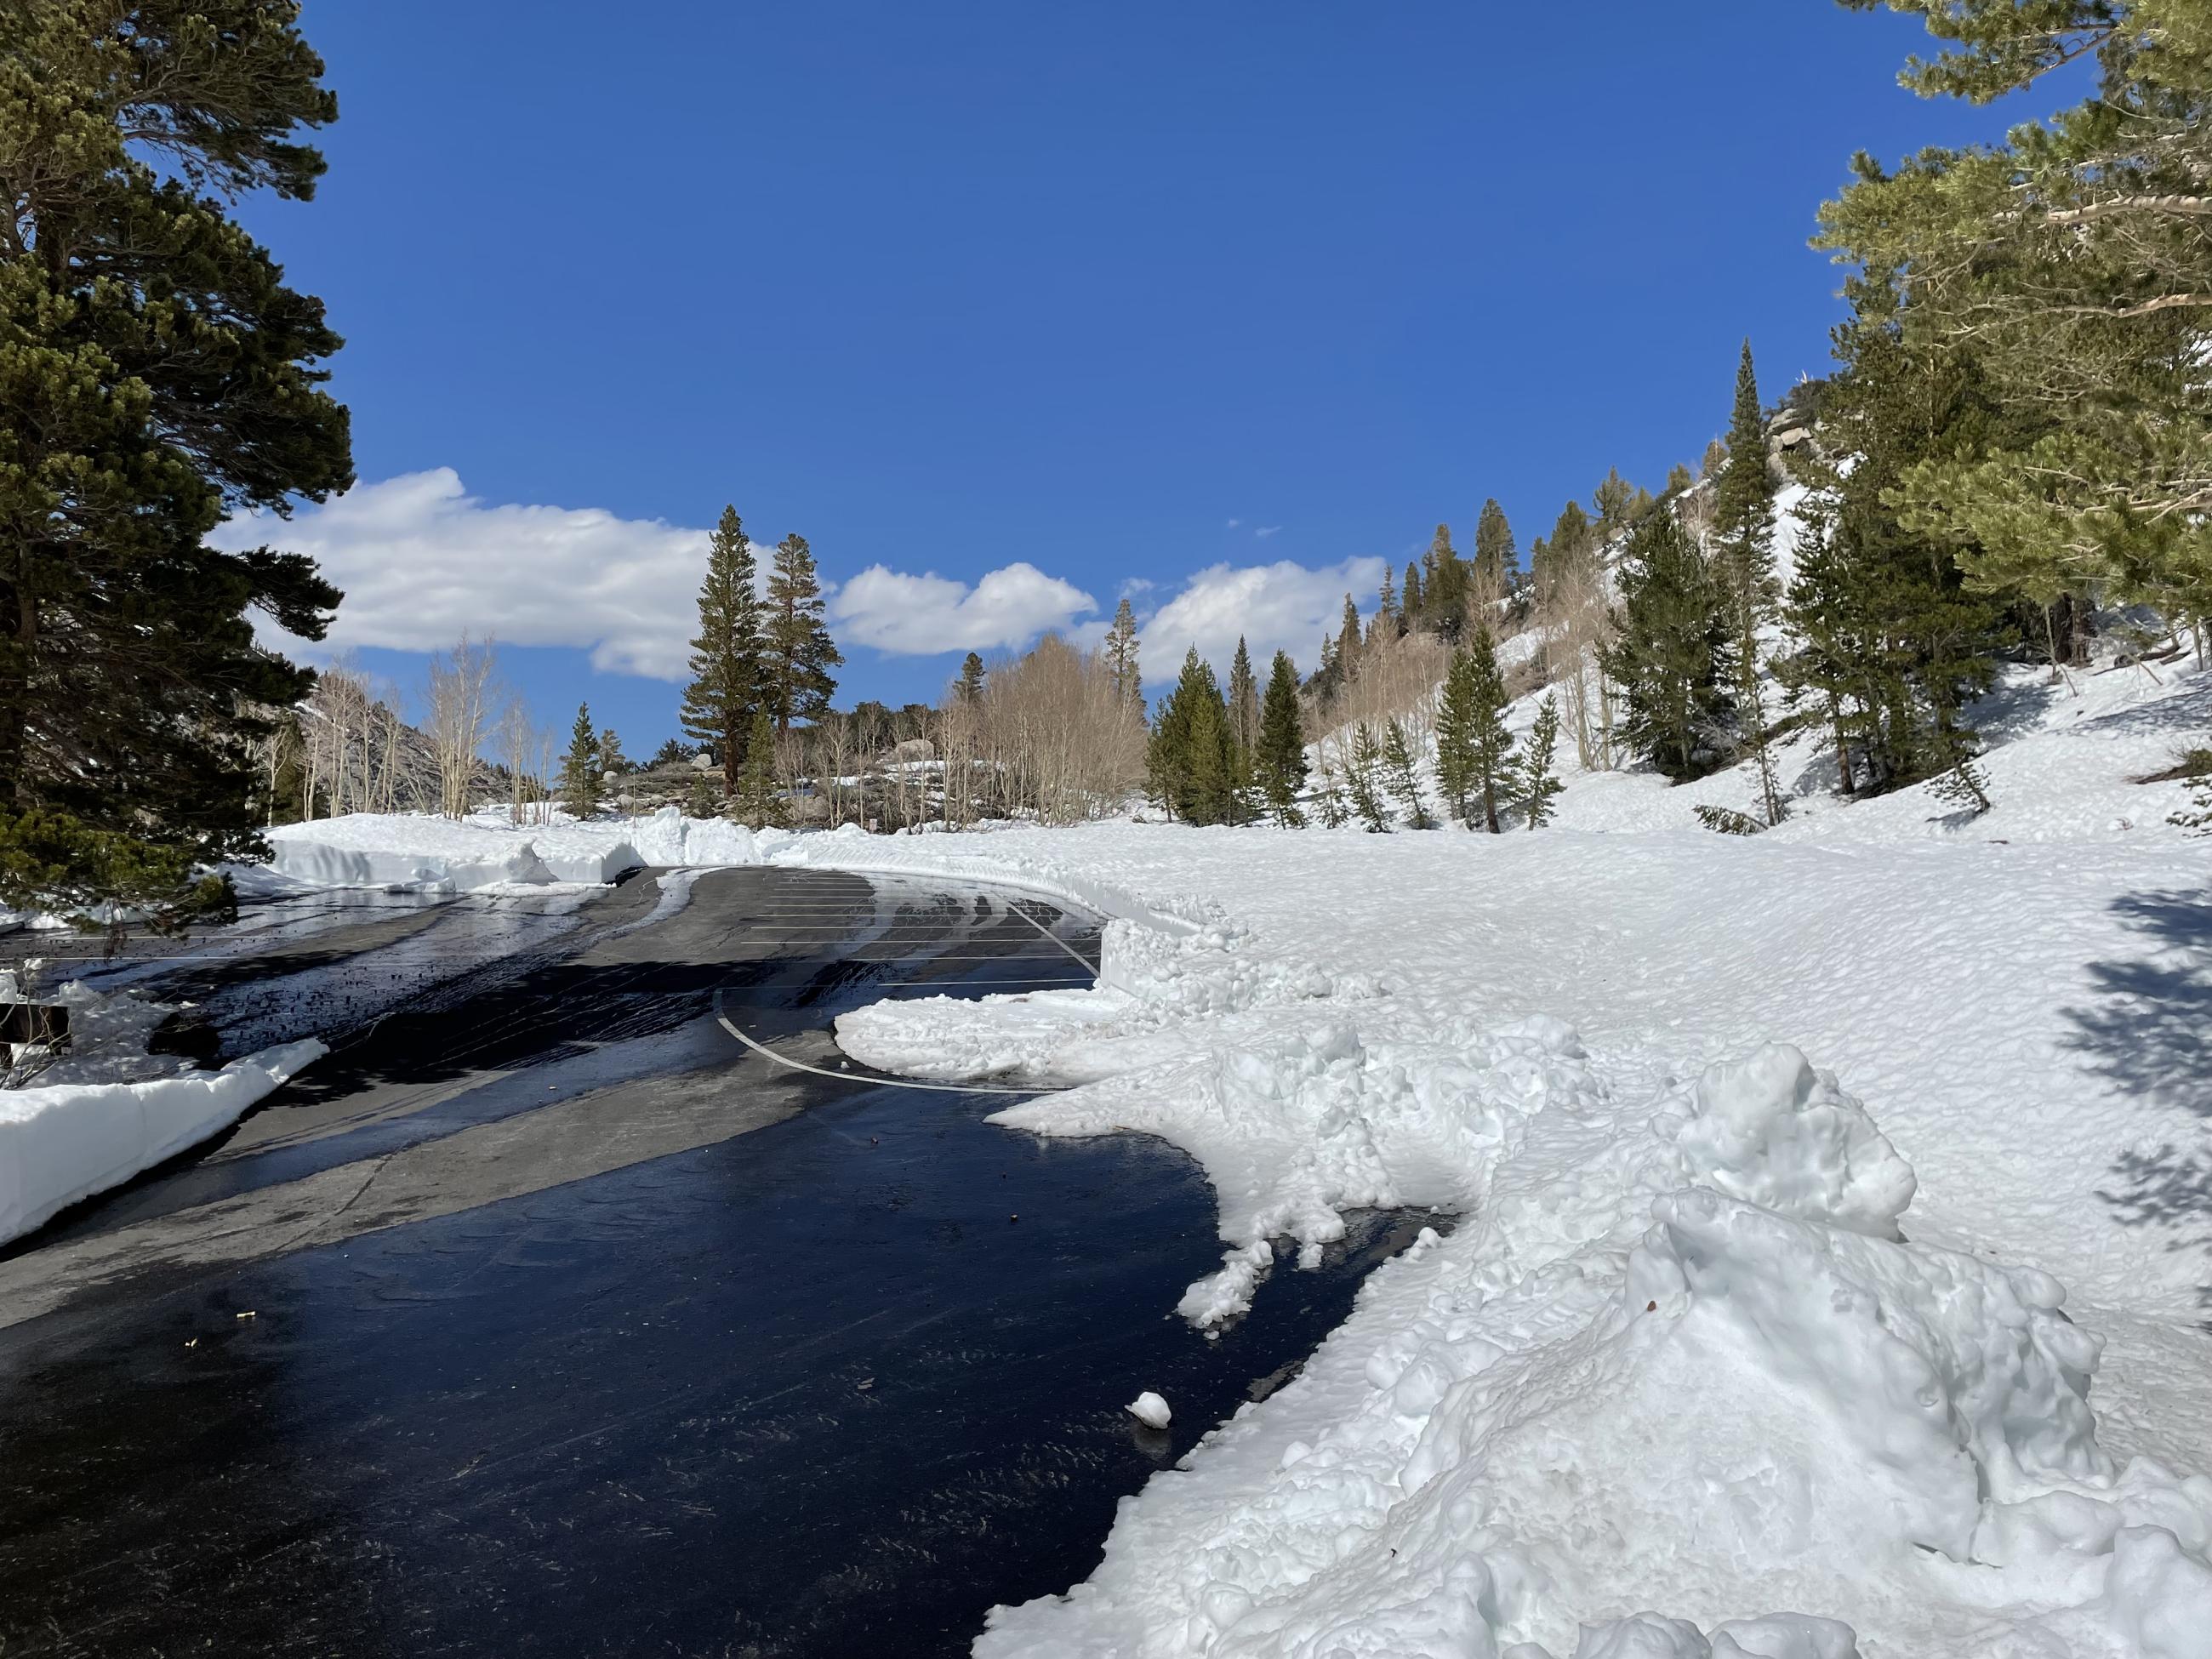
[1711,341,1787,824]
[1256,650,1308,826]
[1402,561,1425,628]
[1148,648,1236,824]
[1782,276,2014,795]
[0,0,354,927]
[561,704,601,817]
[596,727,627,778]
[1821,0,2212,642]
[1103,598,1143,708]
[1473,499,1519,607]
[1337,593,1364,678]
[737,707,778,830]
[1227,637,1260,754]
[956,652,986,704]
[681,507,767,796]
[1423,524,1469,641]
[1600,510,1734,780]
[1520,695,1565,829]
[764,532,842,732]
[1533,500,1593,608]
[1435,631,1515,832]
[1381,718,1434,829]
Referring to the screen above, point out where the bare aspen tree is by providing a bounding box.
[497,696,536,824]
[969,634,1144,823]
[426,635,498,819]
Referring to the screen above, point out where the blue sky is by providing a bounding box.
[232,1,2060,750]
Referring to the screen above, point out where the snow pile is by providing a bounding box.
[836,916,1381,1088]
[975,1044,2212,1656]
[259,806,856,892]
[0,1039,325,1244]
[265,812,647,889]
[1129,1392,1173,1430]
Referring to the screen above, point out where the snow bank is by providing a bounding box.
[0,1040,325,1244]
[266,812,647,889]
[973,1044,2212,1656]
[260,806,833,892]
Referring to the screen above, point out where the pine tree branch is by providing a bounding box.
[2044,193,2212,226]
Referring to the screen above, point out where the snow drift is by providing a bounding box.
[0,1040,326,1245]
[972,1041,2212,1657]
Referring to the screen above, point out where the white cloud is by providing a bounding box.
[1139,556,1385,681]
[830,562,1096,655]
[216,469,1370,692]
[1254,525,1282,539]
[215,468,712,680]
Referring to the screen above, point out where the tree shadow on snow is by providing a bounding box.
[2063,887,2212,1325]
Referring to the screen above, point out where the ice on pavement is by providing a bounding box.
[1127,1392,1172,1429]
[214,650,2212,1653]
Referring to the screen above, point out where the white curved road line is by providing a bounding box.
[1003,901,1103,973]
[711,989,1051,1097]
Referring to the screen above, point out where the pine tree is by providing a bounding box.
[1402,561,1426,629]
[1532,500,1593,608]
[1346,724,1390,833]
[765,532,842,732]
[1592,469,1635,532]
[1423,525,1469,642]
[1711,341,1786,824]
[1337,593,1364,681]
[1600,510,1734,780]
[1382,718,1434,829]
[1473,499,1518,609]
[1257,650,1308,826]
[1149,649,1236,824]
[1435,631,1515,832]
[562,704,601,817]
[687,773,717,817]
[681,507,767,797]
[1104,598,1143,708]
[1227,637,1261,754]
[957,652,986,704]
[1376,569,1400,642]
[0,3,354,928]
[1183,680,1234,826]
[1781,276,2013,796]
[1520,695,1565,830]
[596,727,627,779]
[1818,0,2212,642]
[738,708,778,830]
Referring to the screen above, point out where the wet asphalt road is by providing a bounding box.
[0,869,1419,1657]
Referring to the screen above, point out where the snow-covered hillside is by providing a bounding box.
[187,651,2212,1654]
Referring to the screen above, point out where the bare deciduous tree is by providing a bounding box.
[426,636,498,819]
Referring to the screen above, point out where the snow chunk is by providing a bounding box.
[1128,1392,1172,1430]
[1177,1240,1274,1329]
[1673,1045,1916,1238]
[0,1040,325,1244]
[1628,1185,2110,1560]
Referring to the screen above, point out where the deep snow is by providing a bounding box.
[135,647,2212,1654]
